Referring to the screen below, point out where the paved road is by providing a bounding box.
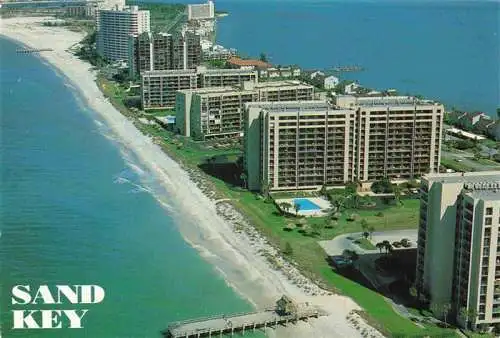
[441,150,500,171]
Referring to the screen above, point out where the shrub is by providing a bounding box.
[346,213,359,222]
[375,211,384,217]
[283,242,293,255]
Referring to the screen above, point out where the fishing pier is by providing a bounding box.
[163,296,327,338]
[16,48,54,54]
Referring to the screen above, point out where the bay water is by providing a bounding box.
[213,0,499,117]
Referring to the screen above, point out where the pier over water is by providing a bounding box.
[16,48,53,54]
[163,296,327,338]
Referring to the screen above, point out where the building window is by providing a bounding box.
[486,218,493,226]
[486,207,493,215]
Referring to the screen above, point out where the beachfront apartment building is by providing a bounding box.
[416,172,500,329]
[141,68,258,110]
[244,96,444,192]
[175,80,314,139]
[97,5,150,62]
[335,95,443,182]
[141,70,198,110]
[244,101,356,191]
[128,31,202,77]
[197,67,258,88]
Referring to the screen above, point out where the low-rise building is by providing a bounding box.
[324,75,339,89]
[227,56,272,70]
[176,80,315,139]
[416,172,500,329]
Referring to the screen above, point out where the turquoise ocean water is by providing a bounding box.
[1,1,498,337]
[0,37,259,337]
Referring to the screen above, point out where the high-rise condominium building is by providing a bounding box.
[335,95,443,181]
[187,0,214,21]
[175,80,314,139]
[416,172,500,329]
[97,5,150,61]
[141,68,258,110]
[245,96,444,192]
[128,31,202,77]
[244,101,356,191]
[141,70,198,110]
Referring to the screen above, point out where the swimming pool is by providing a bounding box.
[293,198,322,211]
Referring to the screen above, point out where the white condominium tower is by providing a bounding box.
[187,1,215,21]
[97,5,150,62]
[416,172,500,329]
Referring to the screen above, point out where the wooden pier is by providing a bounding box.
[163,308,325,338]
[16,48,54,54]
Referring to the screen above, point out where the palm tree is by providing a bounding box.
[409,285,417,299]
[458,307,469,328]
[320,184,328,197]
[368,226,375,239]
[362,231,369,240]
[385,243,394,254]
[360,219,368,232]
[375,242,384,253]
[393,184,402,205]
[467,307,478,328]
[381,240,391,253]
[261,179,270,199]
[294,203,301,216]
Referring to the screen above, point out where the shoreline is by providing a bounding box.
[0,17,384,338]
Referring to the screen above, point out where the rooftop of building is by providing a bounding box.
[464,190,500,201]
[177,86,237,94]
[227,57,272,69]
[252,80,313,90]
[98,5,146,13]
[197,66,258,75]
[245,101,353,114]
[423,171,500,185]
[337,95,441,107]
[142,69,197,76]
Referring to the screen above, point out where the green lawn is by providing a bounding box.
[476,158,500,167]
[440,157,475,172]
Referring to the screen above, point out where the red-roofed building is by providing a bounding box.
[227,56,272,70]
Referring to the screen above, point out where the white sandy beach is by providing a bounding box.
[0,17,385,338]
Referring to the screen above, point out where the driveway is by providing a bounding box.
[319,229,418,256]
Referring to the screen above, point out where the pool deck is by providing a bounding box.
[275,197,332,217]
